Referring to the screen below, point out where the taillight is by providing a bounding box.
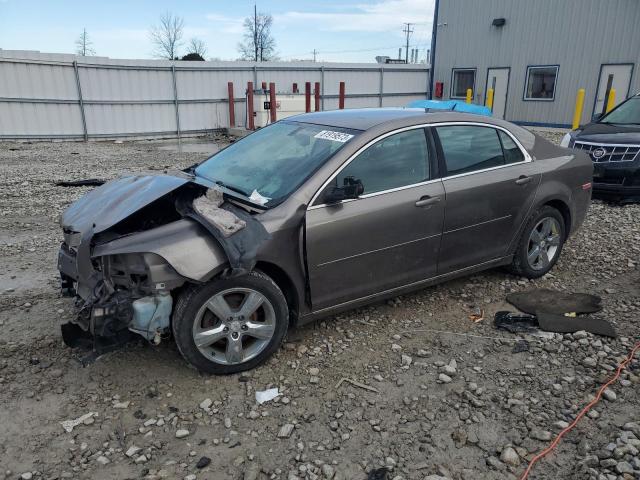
[582,182,592,190]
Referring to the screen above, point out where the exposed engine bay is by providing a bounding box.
[57,172,269,355]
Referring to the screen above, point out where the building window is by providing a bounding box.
[451,69,476,98]
[524,66,558,101]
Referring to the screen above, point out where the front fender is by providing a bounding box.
[93,219,228,282]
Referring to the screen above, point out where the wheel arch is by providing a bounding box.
[254,261,300,327]
[542,198,572,236]
[508,195,572,257]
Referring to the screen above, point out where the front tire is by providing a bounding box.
[509,206,566,279]
[172,271,289,374]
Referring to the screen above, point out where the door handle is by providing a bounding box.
[515,175,532,186]
[415,196,441,207]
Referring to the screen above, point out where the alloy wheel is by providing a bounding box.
[192,287,276,365]
[526,217,561,271]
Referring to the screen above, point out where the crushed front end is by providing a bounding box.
[56,174,195,353]
[58,235,180,352]
[56,172,264,356]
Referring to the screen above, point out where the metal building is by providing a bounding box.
[429,0,640,127]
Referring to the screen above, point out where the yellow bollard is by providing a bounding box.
[466,88,473,104]
[572,88,585,130]
[486,88,494,111]
[605,88,616,113]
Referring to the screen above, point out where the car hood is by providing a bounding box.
[576,122,640,144]
[60,174,189,234]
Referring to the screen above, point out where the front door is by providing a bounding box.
[305,128,445,310]
[433,124,540,274]
[486,68,509,119]
[594,64,633,117]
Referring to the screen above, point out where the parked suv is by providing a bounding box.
[562,92,640,200]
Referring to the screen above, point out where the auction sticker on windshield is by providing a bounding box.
[314,130,354,143]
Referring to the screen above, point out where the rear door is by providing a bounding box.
[433,124,540,274]
[305,127,445,310]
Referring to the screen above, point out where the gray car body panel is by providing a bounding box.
[58,109,592,330]
[61,173,190,234]
[93,219,228,281]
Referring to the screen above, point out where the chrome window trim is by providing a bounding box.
[308,121,532,210]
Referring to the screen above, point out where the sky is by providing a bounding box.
[0,0,434,63]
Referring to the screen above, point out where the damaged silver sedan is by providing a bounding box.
[58,109,593,373]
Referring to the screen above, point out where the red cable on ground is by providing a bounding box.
[519,340,640,480]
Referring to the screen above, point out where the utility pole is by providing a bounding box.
[312,49,318,62]
[254,4,258,62]
[402,23,413,64]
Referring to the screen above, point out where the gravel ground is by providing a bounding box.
[0,131,639,480]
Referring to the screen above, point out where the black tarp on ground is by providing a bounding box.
[494,310,616,338]
[506,288,602,315]
[498,289,616,338]
[537,312,617,338]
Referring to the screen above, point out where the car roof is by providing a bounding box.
[287,107,536,151]
[289,108,510,131]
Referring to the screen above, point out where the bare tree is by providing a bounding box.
[237,12,277,61]
[186,38,207,58]
[75,28,95,56]
[149,12,184,59]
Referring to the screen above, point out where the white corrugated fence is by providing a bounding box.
[0,50,430,140]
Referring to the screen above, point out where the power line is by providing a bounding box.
[402,22,414,63]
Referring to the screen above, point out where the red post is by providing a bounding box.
[339,81,345,109]
[247,81,255,130]
[227,82,235,127]
[305,82,311,113]
[261,81,267,91]
[314,82,320,111]
[292,82,298,94]
[269,82,277,123]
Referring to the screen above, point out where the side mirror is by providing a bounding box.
[323,176,364,204]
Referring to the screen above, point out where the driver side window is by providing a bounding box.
[334,128,430,196]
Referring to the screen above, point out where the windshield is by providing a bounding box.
[600,96,640,125]
[195,121,357,207]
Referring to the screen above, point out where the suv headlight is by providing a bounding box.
[560,133,572,148]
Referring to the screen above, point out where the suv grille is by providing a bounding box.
[573,141,640,163]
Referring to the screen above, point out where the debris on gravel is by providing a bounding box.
[0,132,639,480]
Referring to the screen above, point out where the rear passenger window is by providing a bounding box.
[499,130,525,164]
[436,126,505,175]
[335,129,430,195]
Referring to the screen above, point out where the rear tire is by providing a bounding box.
[172,271,289,374]
[508,206,565,279]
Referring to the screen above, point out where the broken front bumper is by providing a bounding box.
[57,242,175,349]
[57,243,79,295]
